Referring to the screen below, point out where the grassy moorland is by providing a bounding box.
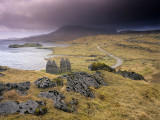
[0,33,160,120]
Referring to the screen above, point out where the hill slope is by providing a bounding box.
[21,26,117,42]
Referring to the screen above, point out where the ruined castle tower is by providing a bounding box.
[46,60,59,74]
[46,58,71,74]
[60,58,67,73]
[66,58,71,72]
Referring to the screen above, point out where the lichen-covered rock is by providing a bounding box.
[0,81,30,96]
[19,100,39,114]
[116,70,145,80]
[66,72,107,98]
[0,100,47,115]
[39,90,70,112]
[88,62,115,72]
[69,98,78,112]
[16,81,30,95]
[34,77,56,89]
[0,101,19,115]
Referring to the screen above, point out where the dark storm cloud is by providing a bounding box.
[0,0,160,31]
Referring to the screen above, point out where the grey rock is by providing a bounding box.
[39,90,70,112]
[18,100,39,114]
[0,100,47,115]
[0,83,5,96]
[66,72,107,98]
[0,101,19,115]
[69,98,78,112]
[0,81,30,96]
[34,77,56,89]
[116,70,145,80]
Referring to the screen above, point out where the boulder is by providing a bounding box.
[16,81,30,95]
[0,81,30,96]
[116,70,145,80]
[0,101,19,115]
[34,77,57,89]
[19,100,39,114]
[0,100,47,115]
[66,72,107,98]
[39,90,70,112]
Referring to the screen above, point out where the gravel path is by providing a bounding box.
[97,45,123,68]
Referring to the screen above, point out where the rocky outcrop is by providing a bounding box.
[19,100,47,115]
[46,58,71,74]
[39,90,78,113]
[0,101,19,115]
[0,81,30,98]
[66,72,107,98]
[88,62,115,72]
[0,100,47,115]
[0,66,8,72]
[116,70,145,80]
[34,77,56,89]
[34,77,63,89]
[0,73,5,76]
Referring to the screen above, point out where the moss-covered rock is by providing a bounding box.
[116,70,145,80]
[34,105,47,116]
[88,62,115,72]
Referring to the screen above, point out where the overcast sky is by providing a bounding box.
[0,0,160,39]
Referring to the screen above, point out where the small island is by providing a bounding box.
[9,43,43,48]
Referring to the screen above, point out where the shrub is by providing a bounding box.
[88,62,115,72]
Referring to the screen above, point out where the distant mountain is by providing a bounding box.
[119,30,160,34]
[0,37,20,41]
[20,25,117,42]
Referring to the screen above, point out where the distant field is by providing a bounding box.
[53,33,160,83]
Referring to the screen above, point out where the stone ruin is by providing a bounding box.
[46,58,71,74]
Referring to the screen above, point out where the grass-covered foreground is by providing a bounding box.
[0,33,160,120]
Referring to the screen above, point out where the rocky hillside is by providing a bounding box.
[20,26,117,42]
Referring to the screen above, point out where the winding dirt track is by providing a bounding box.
[97,45,123,68]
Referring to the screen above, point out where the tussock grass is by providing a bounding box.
[1,33,160,120]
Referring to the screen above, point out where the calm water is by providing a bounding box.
[0,40,66,70]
